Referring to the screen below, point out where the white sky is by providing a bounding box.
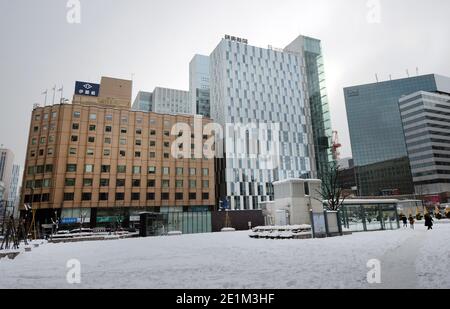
[1,0,449,168]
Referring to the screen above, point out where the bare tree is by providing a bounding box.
[316,162,349,211]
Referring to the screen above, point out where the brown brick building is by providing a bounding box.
[20,77,215,227]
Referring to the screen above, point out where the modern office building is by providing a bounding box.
[189,54,211,117]
[344,74,450,196]
[210,35,331,210]
[132,88,191,115]
[20,76,215,225]
[0,148,14,200]
[400,91,450,199]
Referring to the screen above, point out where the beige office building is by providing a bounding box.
[20,77,215,226]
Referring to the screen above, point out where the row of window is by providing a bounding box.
[62,178,209,188]
[24,192,210,203]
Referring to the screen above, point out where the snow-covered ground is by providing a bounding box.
[0,220,449,289]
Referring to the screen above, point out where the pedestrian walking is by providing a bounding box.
[408,215,415,229]
[402,216,408,228]
[424,213,434,230]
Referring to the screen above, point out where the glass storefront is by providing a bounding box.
[339,203,400,232]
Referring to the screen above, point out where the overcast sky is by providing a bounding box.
[1,0,450,169]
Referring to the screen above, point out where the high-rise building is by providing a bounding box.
[189,55,211,117]
[344,74,450,196]
[210,35,324,210]
[8,165,20,203]
[20,76,215,225]
[400,90,450,198]
[0,148,14,200]
[132,88,190,115]
[285,36,333,180]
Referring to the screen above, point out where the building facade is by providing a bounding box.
[210,36,314,210]
[400,91,450,197]
[0,148,14,200]
[132,88,191,115]
[189,54,211,117]
[344,74,450,196]
[20,77,215,226]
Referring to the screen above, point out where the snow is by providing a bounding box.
[0,220,449,289]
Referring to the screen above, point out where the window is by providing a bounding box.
[149,152,156,158]
[164,131,170,137]
[203,180,209,188]
[162,167,170,175]
[69,147,77,155]
[117,165,126,173]
[36,165,44,174]
[31,138,37,145]
[34,180,42,188]
[82,193,92,201]
[131,193,140,201]
[41,193,50,202]
[136,140,142,146]
[65,178,76,186]
[164,153,169,159]
[150,130,156,136]
[47,148,53,155]
[135,151,141,158]
[103,149,111,156]
[99,193,109,201]
[85,164,94,173]
[133,166,141,174]
[71,135,78,142]
[104,137,111,144]
[43,179,52,188]
[202,193,209,200]
[136,129,142,135]
[88,136,95,143]
[101,165,110,173]
[147,179,155,187]
[34,114,41,121]
[89,124,96,131]
[150,140,156,147]
[105,114,113,121]
[105,126,112,133]
[189,193,197,200]
[120,150,126,157]
[189,180,197,189]
[202,168,209,176]
[147,193,155,200]
[190,168,196,176]
[52,111,57,118]
[64,193,75,201]
[40,137,46,144]
[120,138,127,145]
[73,111,81,118]
[33,126,39,132]
[100,179,110,187]
[121,127,127,134]
[39,149,44,156]
[136,118,142,124]
[43,113,49,120]
[132,179,141,187]
[72,123,79,130]
[176,193,183,200]
[116,179,125,187]
[115,192,125,201]
[164,141,170,148]
[66,164,77,172]
[86,148,94,156]
[30,150,36,157]
[162,180,170,188]
[121,116,128,124]
[83,179,93,187]
[176,180,183,188]
[27,166,34,175]
[176,167,184,176]
[149,118,156,125]
[89,113,97,120]
[148,166,156,174]
[48,136,55,143]
[161,193,169,200]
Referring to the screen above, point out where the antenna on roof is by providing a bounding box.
[406,69,410,78]
[416,67,419,76]
[375,74,379,83]
[389,74,392,81]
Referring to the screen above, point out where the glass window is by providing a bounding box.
[115,192,125,201]
[105,114,113,121]
[88,136,95,143]
[82,193,92,201]
[176,180,183,188]
[162,167,170,175]
[148,166,156,174]
[117,165,126,173]
[131,193,140,201]
[66,164,77,172]
[105,126,112,133]
[103,149,111,156]
[147,179,155,187]
[189,180,196,189]
[176,167,184,176]
[116,179,125,187]
[86,148,94,155]
[64,193,75,201]
[190,168,196,176]
[71,135,78,142]
[203,180,209,188]
[132,179,141,187]
[189,193,197,200]
[147,193,155,201]
[100,179,110,187]
[73,111,81,118]
[83,179,93,186]
[101,165,110,173]
[89,113,97,120]
[85,164,94,173]
[89,125,96,131]
[202,168,209,176]
[65,178,76,186]
[69,147,77,155]
[133,166,141,174]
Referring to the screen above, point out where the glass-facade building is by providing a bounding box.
[344,74,450,196]
[210,37,313,210]
[189,55,211,117]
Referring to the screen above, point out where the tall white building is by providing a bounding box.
[189,55,211,117]
[132,88,191,115]
[210,36,313,210]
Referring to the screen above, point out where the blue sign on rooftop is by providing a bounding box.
[75,81,100,97]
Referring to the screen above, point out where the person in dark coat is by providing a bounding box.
[402,216,408,228]
[424,213,434,230]
[408,215,415,229]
